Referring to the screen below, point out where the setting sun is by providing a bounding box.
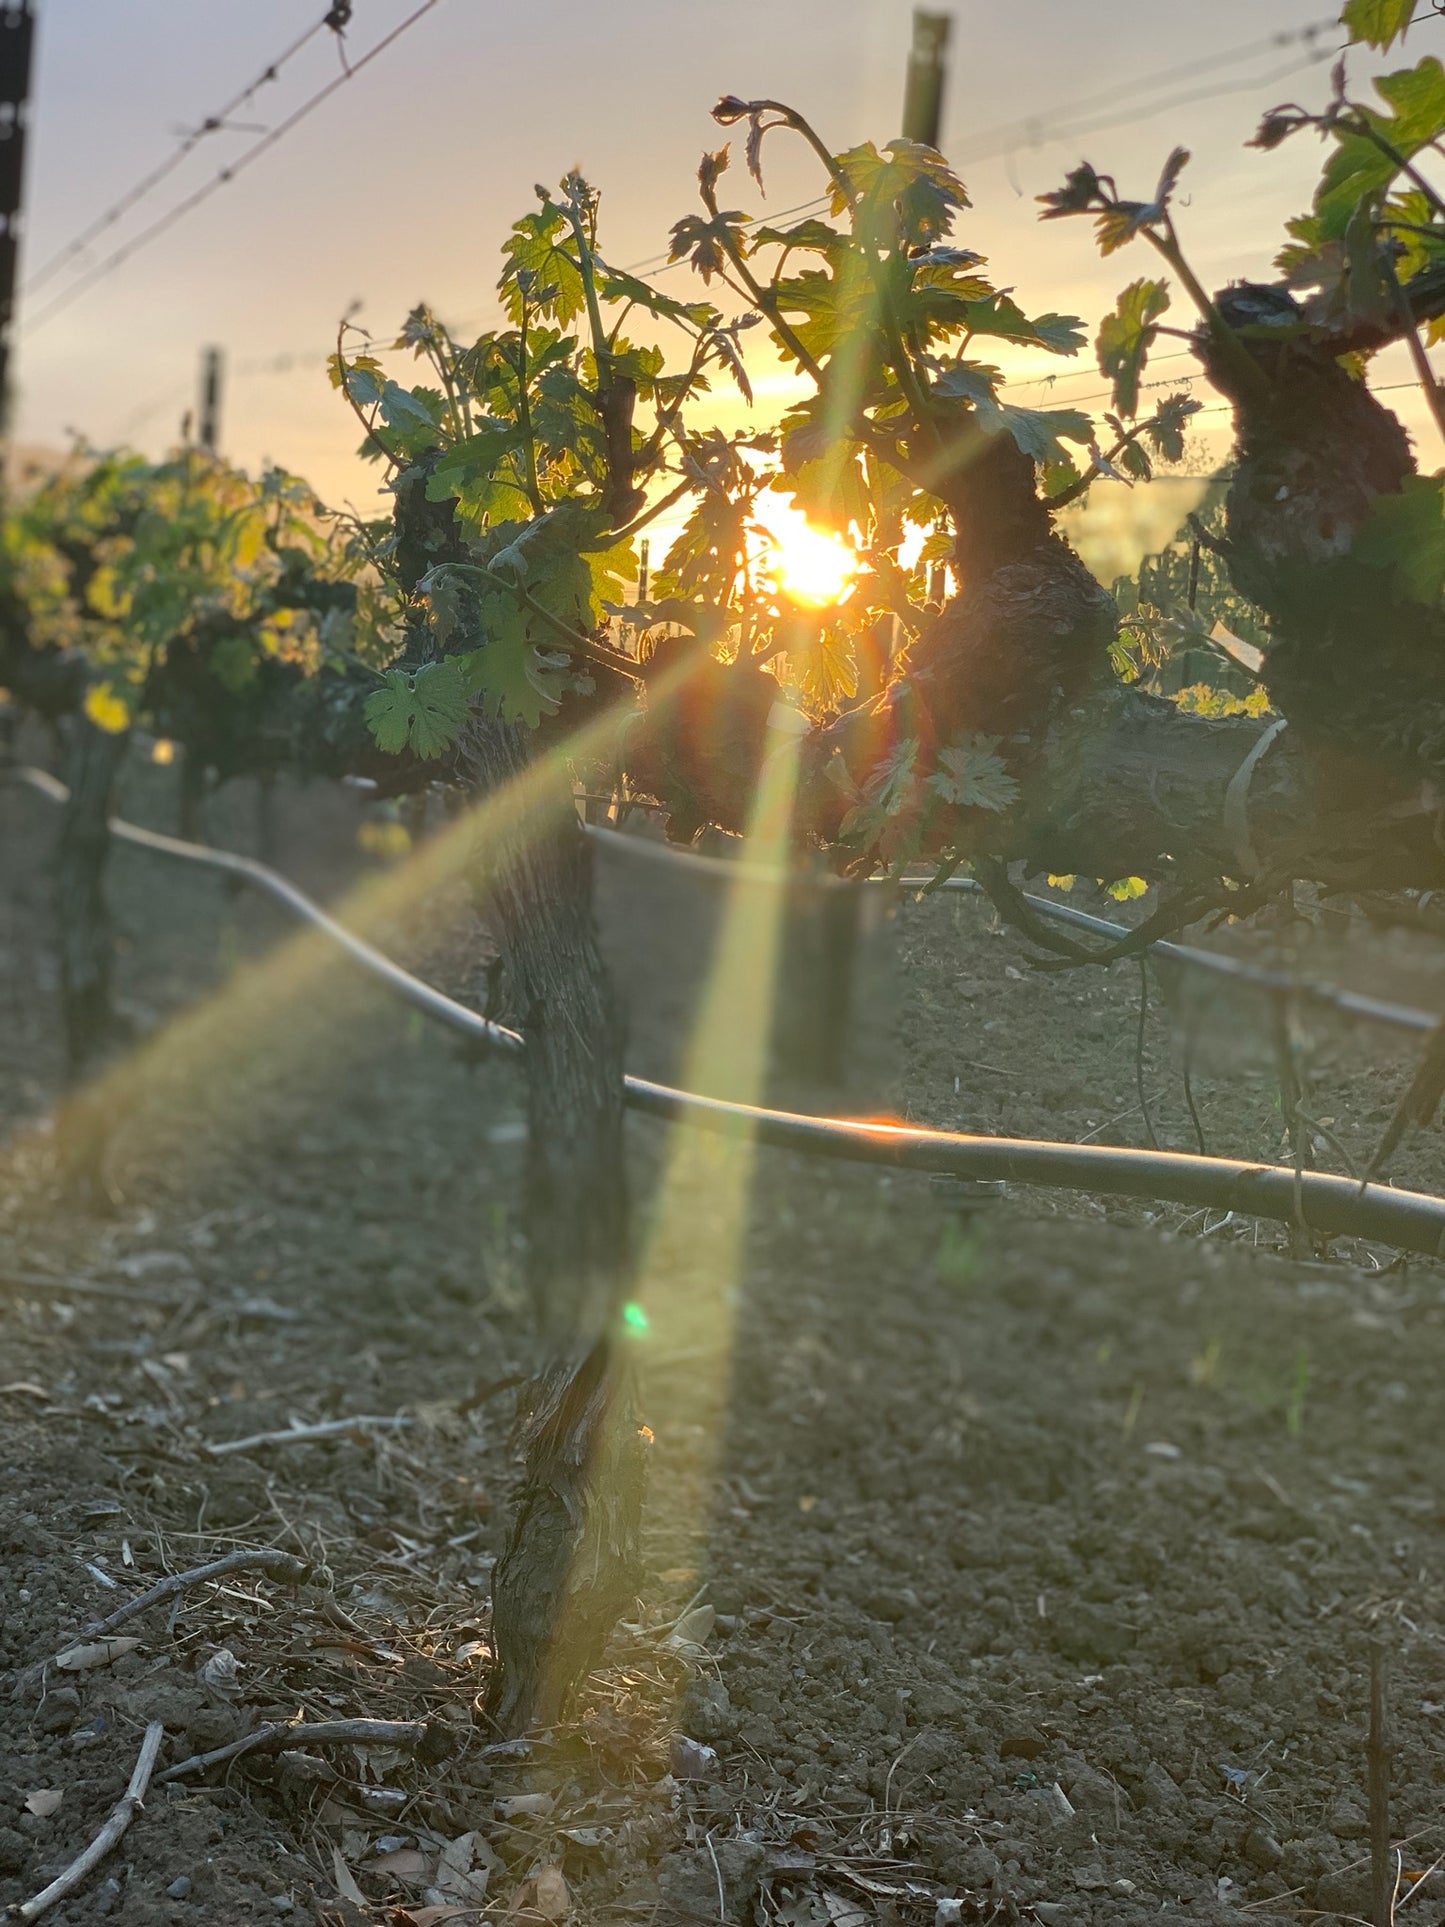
[753,495,858,609]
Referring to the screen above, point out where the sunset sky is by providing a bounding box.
[13,0,1440,553]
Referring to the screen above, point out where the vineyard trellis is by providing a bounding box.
[10,0,1445,1728]
[12,760,1445,1255]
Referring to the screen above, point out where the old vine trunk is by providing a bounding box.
[56,716,127,1075]
[455,716,644,1737]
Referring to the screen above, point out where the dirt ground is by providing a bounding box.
[3,758,1445,1927]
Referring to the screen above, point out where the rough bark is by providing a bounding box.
[456,717,630,1348]
[1201,284,1445,785]
[52,718,131,1210]
[385,455,645,1734]
[483,1336,645,1736]
[177,749,206,843]
[56,717,127,1074]
[901,432,1118,748]
[453,719,644,1738]
[1016,685,1445,895]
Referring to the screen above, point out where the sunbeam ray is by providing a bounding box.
[0,656,700,1201]
[624,710,806,1611]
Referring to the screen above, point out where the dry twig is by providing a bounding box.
[11,1550,309,1700]
[79,1547,308,1640]
[157,1716,429,1783]
[1370,1643,1393,1927]
[204,1415,415,1455]
[1366,1019,1445,1179]
[9,1720,164,1922]
[0,1268,187,1307]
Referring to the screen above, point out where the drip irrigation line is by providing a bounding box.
[10,766,518,1054]
[582,824,1438,1039]
[10,764,1445,1260]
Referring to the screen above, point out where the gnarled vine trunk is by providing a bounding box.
[455,716,645,1736]
[56,716,127,1075]
[53,716,130,1209]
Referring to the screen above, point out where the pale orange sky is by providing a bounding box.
[15,0,1442,539]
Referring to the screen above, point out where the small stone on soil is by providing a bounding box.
[680,1676,733,1741]
[1243,1826,1283,1870]
[656,1836,767,1918]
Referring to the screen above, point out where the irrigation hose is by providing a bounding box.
[10,765,527,1060]
[583,824,1438,1039]
[10,764,1445,1260]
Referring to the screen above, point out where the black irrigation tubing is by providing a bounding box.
[10,766,520,1058]
[11,764,1445,1260]
[583,824,1440,1039]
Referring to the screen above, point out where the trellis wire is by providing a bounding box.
[11,764,1445,1260]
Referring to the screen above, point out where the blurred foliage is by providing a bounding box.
[0,447,386,771]
[1109,493,1269,698]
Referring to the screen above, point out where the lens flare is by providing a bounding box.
[753,495,857,608]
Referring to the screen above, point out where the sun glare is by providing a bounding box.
[754,495,857,609]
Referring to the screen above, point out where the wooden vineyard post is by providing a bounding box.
[775,875,866,1088]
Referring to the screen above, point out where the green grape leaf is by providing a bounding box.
[209,632,259,692]
[751,216,848,258]
[839,736,921,847]
[364,659,470,759]
[928,359,1002,405]
[1041,452,1083,497]
[927,737,1021,813]
[333,355,385,406]
[1317,134,1398,238]
[668,209,750,284]
[597,267,715,328]
[425,426,524,523]
[417,564,475,651]
[1343,0,1420,49]
[1093,148,1191,254]
[1385,187,1445,280]
[1317,59,1445,238]
[461,606,571,729]
[1144,392,1200,462]
[1029,311,1088,356]
[378,381,444,457]
[1118,439,1153,481]
[1355,473,1445,601]
[500,204,585,324]
[1375,55,1445,146]
[955,291,1054,347]
[788,617,858,710]
[975,396,1094,463]
[584,535,637,613]
[836,139,971,247]
[1038,163,1104,220]
[1096,278,1170,417]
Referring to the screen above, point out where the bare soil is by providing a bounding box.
[3,760,1445,1927]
